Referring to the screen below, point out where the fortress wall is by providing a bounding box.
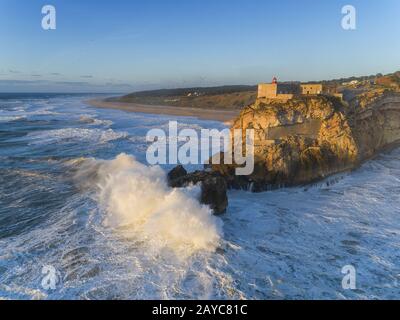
[301,84,323,95]
[258,83,277,98]
[275,94,294,101]
[259,82,327,99]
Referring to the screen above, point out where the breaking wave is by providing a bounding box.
[78,115,113,127]
[0,115,25,122]
[74,153,223,257]
[28,128,128,145]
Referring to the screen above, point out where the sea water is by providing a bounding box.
[0,93,399,299]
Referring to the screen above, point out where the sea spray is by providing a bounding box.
[74,153,223,257]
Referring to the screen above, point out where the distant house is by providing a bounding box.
[187,91,201,97]
[342,80,359,86]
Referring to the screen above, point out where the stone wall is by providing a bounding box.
[300,84,323,95]
[258,83,324,99]
[258,83,295,100]
[258,83,277,98]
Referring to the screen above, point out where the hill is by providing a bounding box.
[110,85,257,110]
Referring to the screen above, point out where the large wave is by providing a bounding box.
[74,153,223,257]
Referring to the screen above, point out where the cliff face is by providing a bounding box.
[211,91,400,190]
[349,91,400,159]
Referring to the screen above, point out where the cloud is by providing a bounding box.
[8,70,20,74]
[31,74,42,77]
[0,79,47,85]
[0,79,90,86]
[55,81,90,86]
[105,82,133,88]
[0,79,135,93]
[80,75,93,78]
[50,72,61,76]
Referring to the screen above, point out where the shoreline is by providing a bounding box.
[85,99,239,125]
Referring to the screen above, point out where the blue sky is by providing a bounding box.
[0,0,399,92]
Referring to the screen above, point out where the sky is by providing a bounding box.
[0,0,399,93]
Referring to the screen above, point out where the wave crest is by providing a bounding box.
[75,153,223,256]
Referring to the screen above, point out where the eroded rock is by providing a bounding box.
[167,168,228,215]
[200,176,228,215]
[212,91,400,190]
[167,165,187,182]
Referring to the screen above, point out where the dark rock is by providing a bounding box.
[167,166,228,215]
[167,165,187,184]
[200,176,228,215]
[168,170,208,188]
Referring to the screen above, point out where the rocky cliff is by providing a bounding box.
[211,90,400,191]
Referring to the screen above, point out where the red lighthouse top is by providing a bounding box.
[272,77,278,84]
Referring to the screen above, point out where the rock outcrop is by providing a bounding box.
[211,90,400,190]
[167,168,228,215]
[167,86,400,211]
[167,165,187,182]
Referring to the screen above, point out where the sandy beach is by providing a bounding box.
[85,99,239,124]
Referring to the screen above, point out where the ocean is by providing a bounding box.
[0,93,399,299]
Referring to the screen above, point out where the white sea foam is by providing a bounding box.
[78,115,113,127]
[0,115,25,122]
[28,128,127,145]
[75,153,223,257]
[0,104,58,121]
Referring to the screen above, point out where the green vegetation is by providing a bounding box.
[110,85,257,110]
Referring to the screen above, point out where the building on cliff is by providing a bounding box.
[257,77,327,100]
